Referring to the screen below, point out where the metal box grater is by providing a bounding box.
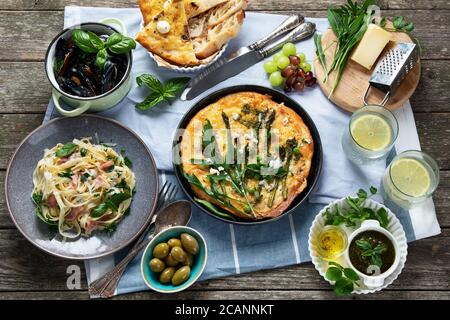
[364,42,419,106]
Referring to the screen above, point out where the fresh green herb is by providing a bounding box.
[194,198,236,221]
[33,193,58,227]
[356,239,387,267]
[91,192,131,218]
[80,148,88,157]
[392,16,415,33]
[81,172,90,182]
[135,74,189,111]
[32,193,43,205]
[53,58,64,75]
[314,34,327,82]
[124,156,132,167]
[103,223,117,233]
[323,186,389,228]
[116,180,128,190]
[325,262,360,296]
[55,142,77,158]
[72,29,135,70]
[58,169,74,178]
[316,0,376,96]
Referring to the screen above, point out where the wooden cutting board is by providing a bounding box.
[314,23,421,112]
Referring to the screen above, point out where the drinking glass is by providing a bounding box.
[382,150,440,209]
[342,105,399,165]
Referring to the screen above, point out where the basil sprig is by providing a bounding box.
[91,192,131,218]
[72,29,136,70]
[135,74,189,111]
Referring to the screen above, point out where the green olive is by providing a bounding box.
[170,246,187,262]
[168,238,182,248]
[164,253,179,267]
[172,266,191,286]
[159,267,176,284]
[183,252,194,266]
[180,233,200,255]
[153,243,170,259]
[149,258,165,273]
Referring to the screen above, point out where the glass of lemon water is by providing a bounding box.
[383,150,440,209]
[342,105,399,165]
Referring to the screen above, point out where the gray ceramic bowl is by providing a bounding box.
[5,115,159,260]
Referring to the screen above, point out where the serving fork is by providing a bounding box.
[88,181,178,298]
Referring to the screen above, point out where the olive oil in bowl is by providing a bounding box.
[317,226,348,261]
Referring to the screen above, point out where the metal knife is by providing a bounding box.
[181,21,316,101]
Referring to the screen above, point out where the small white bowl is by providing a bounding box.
[308,198,408,294]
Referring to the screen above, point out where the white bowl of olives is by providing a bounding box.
[141,226,207,293]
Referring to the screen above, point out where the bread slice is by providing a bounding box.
[135,0,199,66]
[191,6,246,59]
[185,0,230,18]
[138,0,165,26]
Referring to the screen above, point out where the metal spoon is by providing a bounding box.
[89,200,192,298]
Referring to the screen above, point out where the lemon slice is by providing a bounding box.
[350,114,392,150]
[390,158,431,197]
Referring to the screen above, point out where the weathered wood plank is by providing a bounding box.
[0,289,449,300]
[0,229,447,291]
[1,60,449,114]
[0,114,44,169]
[0,11,448,61]
[1,171,448,228]
[0,113,447,171]
[1,0,449,11]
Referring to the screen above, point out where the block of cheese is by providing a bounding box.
[351,24,391,70]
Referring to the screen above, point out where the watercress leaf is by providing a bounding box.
[163,77,190,100]
[376,207,389,228]
[334,278,354,296]
[87,31,104,50]
[105,32,123,47]
[136,91,165,111]
[136,74,163,92]
[343,268,360,281]
[96,48,108,71]
[72,29,98,53]
[370,186,378,194]
[108,36,136,54]
[357,188,367,199]
[326,267,343,281]
[55,142,77,157]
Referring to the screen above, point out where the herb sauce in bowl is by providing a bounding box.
[349,230,395,275]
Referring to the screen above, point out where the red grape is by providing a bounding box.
[289,55,300,66]
[281,65,296,78]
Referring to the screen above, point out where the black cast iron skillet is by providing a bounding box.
[173,85,323,225]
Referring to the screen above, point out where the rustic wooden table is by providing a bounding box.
[0,0,448,300]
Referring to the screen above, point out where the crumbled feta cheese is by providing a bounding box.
[205,158,213,164]
[269,158,282,170]
[209,168,220,175]
[259,180,275,191]
[156,20,171,34]
[232,113,240,120]
[218,166,224,171]
[282,117,289,125]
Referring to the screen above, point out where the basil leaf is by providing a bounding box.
[136,91,165,111]
[136,74,163,92]
[105,32,123,47]
[108,36,136,54]
[72,29,98,53]
[356,239,372,251]
[162,77,190,100]
[107,192,131,211]
[80,148,88,157]
[325,267,343,281]
[58,169,73,178]
[55,142,77,157]
[96,48,108,71]
[91,203,109,218]
[32,193,43,205]
[371,254,383,267]
[87,31,104,50]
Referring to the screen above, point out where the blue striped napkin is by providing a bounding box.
[43,7,441,297]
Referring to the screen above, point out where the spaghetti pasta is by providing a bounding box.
[31,138,135,238]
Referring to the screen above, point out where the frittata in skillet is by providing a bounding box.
[180,92,314,220]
